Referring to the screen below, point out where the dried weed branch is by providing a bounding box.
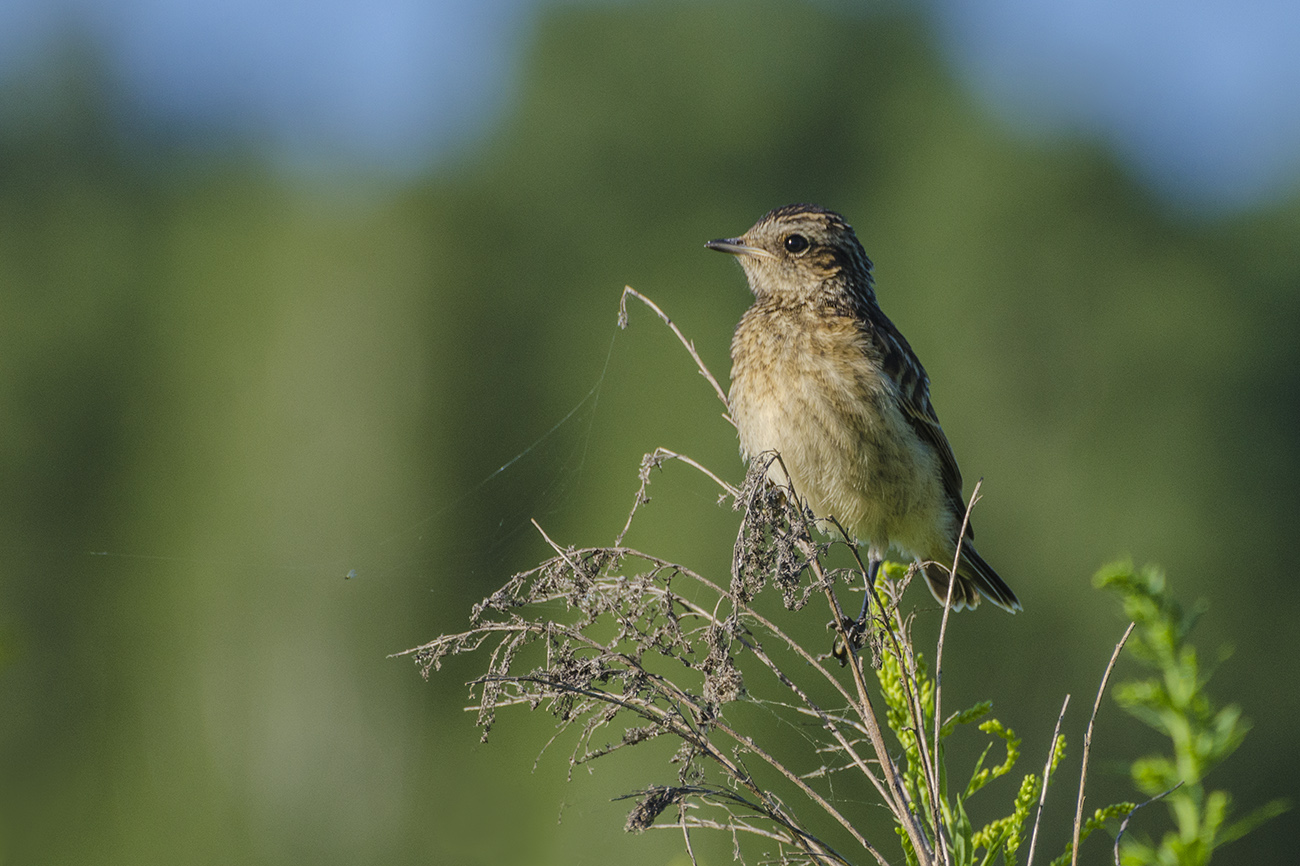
[620,286,731,416]
[397,289,1193,866]
[399,470,899,866]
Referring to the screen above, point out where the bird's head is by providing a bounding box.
[706,204,874,304]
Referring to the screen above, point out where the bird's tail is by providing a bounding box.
[922,542,1021,613]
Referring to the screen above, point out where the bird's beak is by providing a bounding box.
[705,237,774,258]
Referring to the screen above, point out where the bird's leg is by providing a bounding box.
[856,555,881,626]
[835,554,880,663]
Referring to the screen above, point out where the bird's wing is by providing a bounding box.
[872,315,974,540]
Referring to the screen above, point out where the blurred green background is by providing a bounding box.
[1,1,1297,863]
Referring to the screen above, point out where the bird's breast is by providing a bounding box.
[729,305,943,548]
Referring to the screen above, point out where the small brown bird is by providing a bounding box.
[707,204,1019,613]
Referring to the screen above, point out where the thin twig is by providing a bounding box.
[1025,694,1071,866]
[828,516,942,842]
[652,447,739,496]
[653,814,855,866]
[735,611,894,806]
[929,478,982,866]
[812,551,934,866]
[616,446,738,545]
[530,518,580,573]
[1113,782,1183,865]
[707,712,890,866]
[679,800,700,866]
[1071,621,1136,866]
[619,286,732,417]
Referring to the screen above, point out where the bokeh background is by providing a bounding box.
[1,0,1297,863]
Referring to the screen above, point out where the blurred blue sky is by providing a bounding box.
[2,0,1298,209]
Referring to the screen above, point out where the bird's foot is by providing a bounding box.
[830,615,869,667]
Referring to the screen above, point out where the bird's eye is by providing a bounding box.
[784,234,810,254]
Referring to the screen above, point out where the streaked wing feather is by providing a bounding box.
[873,315,974,540]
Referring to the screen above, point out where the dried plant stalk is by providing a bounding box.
[399,289,1139,866]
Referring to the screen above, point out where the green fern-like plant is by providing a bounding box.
[874,562,1068,866]
[1095,562,1289,866]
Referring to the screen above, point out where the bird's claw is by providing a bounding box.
[830,615,869,666]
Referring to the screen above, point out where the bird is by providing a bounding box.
[706,203,1019,614]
